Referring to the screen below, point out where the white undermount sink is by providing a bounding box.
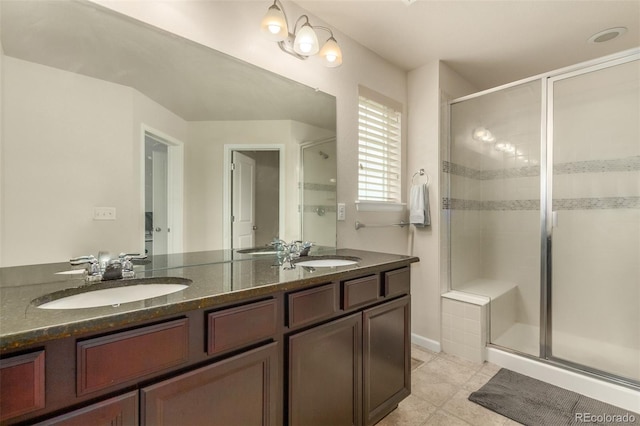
[34,277,191,309]
[294,256,360,268]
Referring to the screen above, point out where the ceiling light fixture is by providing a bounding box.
[588,27,627,44]
[261,0,343,67]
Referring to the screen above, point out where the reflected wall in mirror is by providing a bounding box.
[0,0,337,267]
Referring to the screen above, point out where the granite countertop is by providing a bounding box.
[0,248,418,353]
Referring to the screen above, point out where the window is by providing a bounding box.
[357,86,402,208]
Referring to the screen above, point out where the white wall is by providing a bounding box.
[1,56,188,266]
[2,57,138,265]
[185,119,304,252]
[407,61,477,348]
[91,0,409,255]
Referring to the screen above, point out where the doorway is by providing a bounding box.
[143,129,184,256]
[224,145,284,250]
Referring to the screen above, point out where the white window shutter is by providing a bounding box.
[358,93,402,203]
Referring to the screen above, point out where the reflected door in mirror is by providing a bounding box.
[232,152,256,249]
[145,134,169,256]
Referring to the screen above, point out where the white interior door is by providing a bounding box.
[152,148,169,255]
[232,151,256,249]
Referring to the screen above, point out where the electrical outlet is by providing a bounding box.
[93,207,116,220]
[337,203,346,221]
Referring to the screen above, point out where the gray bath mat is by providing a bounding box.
[469,369,639,425]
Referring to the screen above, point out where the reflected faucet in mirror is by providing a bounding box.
[270,240,313,269]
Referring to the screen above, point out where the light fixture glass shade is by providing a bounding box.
[293,23,319,56]
[261,4,288,41]
[319,37,342,67]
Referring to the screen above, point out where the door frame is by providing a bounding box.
[223,144,285,250]
[140,125,184,255]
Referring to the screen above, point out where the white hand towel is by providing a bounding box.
[410,183,431,227]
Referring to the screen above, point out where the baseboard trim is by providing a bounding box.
[411,333,441,353]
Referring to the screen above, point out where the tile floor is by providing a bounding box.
[378,345,522,426]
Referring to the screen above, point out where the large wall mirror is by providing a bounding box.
[0,0,337,267]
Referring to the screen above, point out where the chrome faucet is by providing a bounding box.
[270,240,313,269]
[69,252,145,282]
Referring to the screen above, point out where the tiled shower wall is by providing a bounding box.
[446,80,542,340]
[444,58,639,380]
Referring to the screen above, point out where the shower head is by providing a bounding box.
[318,150,329,159]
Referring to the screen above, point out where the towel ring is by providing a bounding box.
[411,168,430,186]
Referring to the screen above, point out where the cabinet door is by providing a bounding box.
[35,391,138,426]
[142,343,278,426]
[288,313,362,426]
[363,296,410,426]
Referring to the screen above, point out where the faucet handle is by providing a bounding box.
[70,255,96,266]
[299,241,314,256]
[121,256,136,279]
[119,253,147,260]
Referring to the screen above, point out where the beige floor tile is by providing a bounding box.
[411,344,437,363]
[411,369,460,407]
[420,356,478,386]
[442,389,515,426]
[477,361,502,377]
[461,372,494,392]
[436,351,484,372]
[423,410,473,426]
[390,348,523,426]
[376,395,437,426]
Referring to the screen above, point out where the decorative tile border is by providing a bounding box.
[554,197,640,210]
[443,156,640,180]
[300,182,336,192]
[443,198,539,211]
[554,157,640,174]
[442,197,640,211]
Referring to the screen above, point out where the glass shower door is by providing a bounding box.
[549,56,640,383]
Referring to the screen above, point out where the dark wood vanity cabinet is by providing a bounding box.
[142,343,279,426]
[33,392,139,426]
[289,313,362,426]
[286,268,411,426]
[363,296,410,426]
[1,265,413,426]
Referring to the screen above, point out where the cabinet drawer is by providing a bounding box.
[384,267,410,297]
[208,299,277,355]
[0,350,45,421]
[34,391,138,426]
[142,343,278,426]
[342,275,380,310]
[77,318,189,395]
[288,283,338,328]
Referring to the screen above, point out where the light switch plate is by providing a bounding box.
[93,207,116,220]
[337,203,346,221]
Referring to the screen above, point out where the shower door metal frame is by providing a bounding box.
[544,51,640,389]
[446,47,640,390]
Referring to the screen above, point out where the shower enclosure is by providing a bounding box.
[446,49,639,387]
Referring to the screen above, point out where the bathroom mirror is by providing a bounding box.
[0,0,337,267]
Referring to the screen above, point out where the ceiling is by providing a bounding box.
[295,0,640,90]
